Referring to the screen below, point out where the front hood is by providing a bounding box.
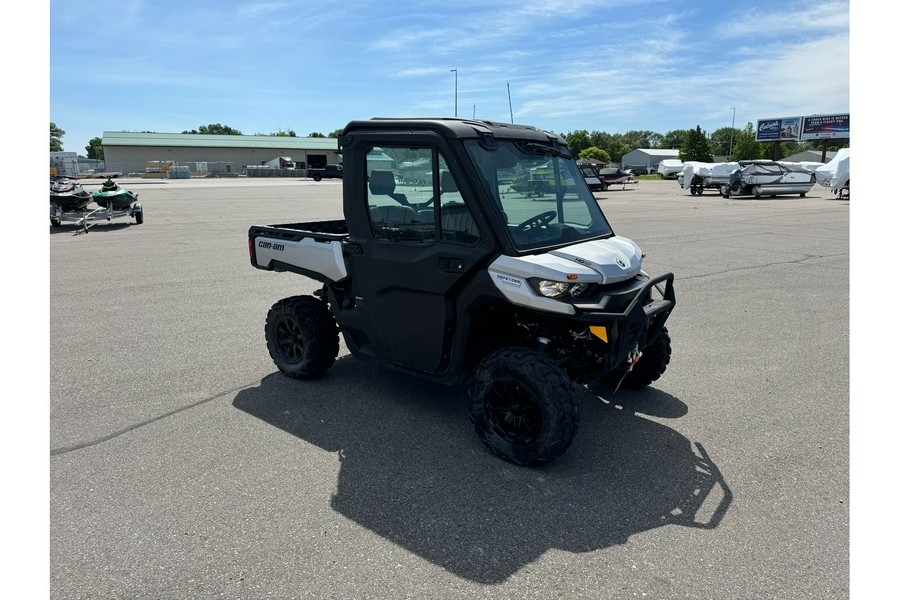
[490,236,643,286]
[548,237,643,283]
[486,236,645,316]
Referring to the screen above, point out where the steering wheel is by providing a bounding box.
[517,210,557,232]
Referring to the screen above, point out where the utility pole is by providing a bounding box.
[728,107,736,159]
[507,83,514,123]
[450,69,458,117]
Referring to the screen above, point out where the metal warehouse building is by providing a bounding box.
[100,132,341,177]
[620,148,680,173]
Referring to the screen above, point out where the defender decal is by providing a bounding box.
[495,274,523,288]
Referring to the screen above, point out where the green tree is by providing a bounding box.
[182,124,242,135]
[328,129,344,138]
[731,123,762,161]
[605,137,631,164]
[761,140,804,160]
[271,130,297,137]
[660,129,691,150]
[709,127,740,158]
[85,137,104,160]
[679,126,714,162]
[579,146,611,163]
[621,130,659,150]
[589,130,612,150]
[562,130,591,157]
[308,131,325,138]
[51,122,65,152]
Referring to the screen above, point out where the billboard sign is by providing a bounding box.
[756,117,802,142]
[800,114,850,140]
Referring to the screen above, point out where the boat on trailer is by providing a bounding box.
[720,160,815,198]
[50,176,91,213]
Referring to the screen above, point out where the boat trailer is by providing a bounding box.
[50,201,144,234]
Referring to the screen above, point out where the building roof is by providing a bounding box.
[781,150,839,163]
[101,131,339,150]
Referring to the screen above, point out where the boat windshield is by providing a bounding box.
[464,139,612,252]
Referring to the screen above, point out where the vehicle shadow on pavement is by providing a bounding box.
[587,382,689,419]
[232,357,732,584]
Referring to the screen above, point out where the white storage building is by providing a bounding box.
[620,148,680,173]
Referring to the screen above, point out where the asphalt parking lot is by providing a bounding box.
[49,177,849,599]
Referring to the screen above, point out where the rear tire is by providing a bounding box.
[50,218,61,227]
[469,347,579,466]
[265,296,339,378]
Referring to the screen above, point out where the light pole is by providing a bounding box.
[728,107,736,159]
[450,69,458,117]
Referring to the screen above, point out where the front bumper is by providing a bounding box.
[571,272,675,374]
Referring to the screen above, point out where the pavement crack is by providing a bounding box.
[674,252,848,282]
[50,381,257,457]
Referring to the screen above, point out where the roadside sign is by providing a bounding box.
[756,117,802,142]
[800,114,850,141]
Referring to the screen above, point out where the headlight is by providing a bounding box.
[538,280,570,298]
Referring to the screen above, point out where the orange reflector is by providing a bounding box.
[590,326,608,342]
[567,273,578,280]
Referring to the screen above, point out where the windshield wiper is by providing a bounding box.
[519,142,571,159]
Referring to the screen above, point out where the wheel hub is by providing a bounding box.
[276,319,305,362]
[485,381,542,444]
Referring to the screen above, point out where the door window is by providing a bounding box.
[365,147,479,245]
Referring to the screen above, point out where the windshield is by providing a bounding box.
[464,139,613,251]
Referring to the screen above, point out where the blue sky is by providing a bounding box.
[48,0,850,154]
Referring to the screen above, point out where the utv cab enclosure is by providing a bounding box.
[248,117,676,466]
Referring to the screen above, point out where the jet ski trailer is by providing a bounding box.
[50,184,144,233]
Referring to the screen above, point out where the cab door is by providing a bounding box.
[344,133,494,375]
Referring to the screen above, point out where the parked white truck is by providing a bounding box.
[264,156,296,169]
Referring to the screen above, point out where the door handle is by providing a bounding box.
[439,257,464,274]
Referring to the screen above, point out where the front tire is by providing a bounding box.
[604,326,672,390]
[265,296,339,378]
[469,348,579,466]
